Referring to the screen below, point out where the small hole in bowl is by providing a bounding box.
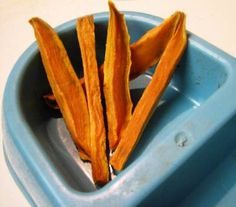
[174,132,189,147]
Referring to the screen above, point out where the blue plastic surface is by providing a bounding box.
[2,12,236,207]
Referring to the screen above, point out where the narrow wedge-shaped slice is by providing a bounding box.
[103,1,133,150]
[130,11,181,79]
[77,16,109,184]
[110,13,187,171]
[29,18,90,160]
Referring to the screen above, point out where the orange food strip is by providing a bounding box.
[110,12,187,171]
[29,17,90,160]
[43,93,60,109]
[103,1,133,150]
[130,11,181,79]
[76,16,109,184]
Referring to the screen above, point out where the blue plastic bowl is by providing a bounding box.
[3,12,236,207]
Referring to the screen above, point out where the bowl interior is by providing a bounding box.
[17,16,228,192]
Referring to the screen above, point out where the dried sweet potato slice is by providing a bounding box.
[43,93,60,109]
[130,11,181,79]
[103,1,133,150]
[29,17,90,160]
[110,12,187,171]
[76,16,109,184]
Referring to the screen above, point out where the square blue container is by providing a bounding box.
[2,12,236,207]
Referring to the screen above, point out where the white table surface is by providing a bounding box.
[0,0,235,206]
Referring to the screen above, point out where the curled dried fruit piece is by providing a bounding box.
[110,12,187,171]
[103,1,133,150]
[77,16,109,184]
[29,17,90,160]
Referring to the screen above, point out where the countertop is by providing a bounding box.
[0,0,235,206]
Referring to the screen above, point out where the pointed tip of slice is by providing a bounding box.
[108,0,120,14]
[29,17,42,25]
[108,0,114,6]
[29,17,36,25]
[170,11,186,23]
[29,17,52,30]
